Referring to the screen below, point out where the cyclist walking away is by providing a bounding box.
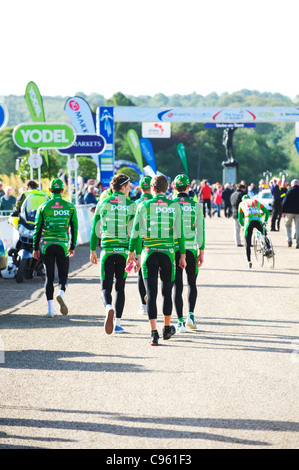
[90,174,135,334]
[134,176,153,316]
[33,178,78,317]
[238,195,269,269]
[172,174,205,332]
[127,175,186,346]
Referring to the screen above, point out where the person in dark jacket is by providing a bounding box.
[222,183,233,218]
[270,178,282,231]
[282,179,299,248]
[230,183,246,246]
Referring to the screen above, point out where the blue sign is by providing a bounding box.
[0,104,8,131]
[205,123,256,128]
[140,138,157,174]
[58,134,106,155]
[96,107,115,189]
[294,138,299,154]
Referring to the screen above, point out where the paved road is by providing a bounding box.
[0,216,298,449]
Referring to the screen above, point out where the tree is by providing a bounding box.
[116,166,139,182]
[0,127,27,175]
[17,152,60,180]
[77,156,98,181]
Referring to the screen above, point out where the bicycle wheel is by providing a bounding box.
[265,236,275,269]
[253,231,264,267]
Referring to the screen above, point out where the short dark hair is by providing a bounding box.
[111,174,130,192]
[26,180,38,190]
[175,184,188,192]
[152,175,168,193]
[51,188,63,194]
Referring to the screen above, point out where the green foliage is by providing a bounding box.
[17,152,59,180]
[116,166,139,182]
[1,90,299,187]
[0,127,27,175]
[77,156,98,180]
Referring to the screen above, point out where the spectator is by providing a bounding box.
[200,179,212,218]
[83,185,98,205]
[212,183,223,217]
[230,183,247,246]
[281,179,299,248]
[57,168,68,186]
[0,181,4,199]
[248,183,258,198]
[0,186,16,214]
[222,183,233,218]
[280,180,289,200]
[95,181,103,196]
[270,178,282,231]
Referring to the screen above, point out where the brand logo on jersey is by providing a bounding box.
[52,202,63,209]
[111,205,128,211]
[155,207,175,214]
[181,205,195,212]
[54,209,70,216]
[153,199,167,206]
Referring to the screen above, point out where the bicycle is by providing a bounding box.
[253,224,275,269]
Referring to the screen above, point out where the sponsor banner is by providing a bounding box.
[25,82,49,169]
[13,122,76,150]
[65,96,96,134]
[177,143,188,175]
[58,134,106,155]
[126,129,143,173]
[0,104,8,131]
[140,138,157,174]
[25,82,46,121]
[96,107,115,188]
[142,121,171,138]
[114,107,299,123]
[205,123,256,128]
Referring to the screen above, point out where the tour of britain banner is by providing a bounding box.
[114,107,299,123]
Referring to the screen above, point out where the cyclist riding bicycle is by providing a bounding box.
[238,194,269,269]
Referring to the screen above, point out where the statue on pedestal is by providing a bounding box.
[222,127,238,168]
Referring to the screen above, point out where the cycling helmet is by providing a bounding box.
[242,194,250,201]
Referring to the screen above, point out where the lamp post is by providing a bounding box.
[279,170,288,184]
[263,171,272,185]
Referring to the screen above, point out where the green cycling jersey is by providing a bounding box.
[90,191,136,252]
[33,193,78,256]
[172,193,205,252]
[129,194,186,255]
[238,198,269,236]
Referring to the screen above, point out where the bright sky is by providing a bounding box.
[2,0,299,100]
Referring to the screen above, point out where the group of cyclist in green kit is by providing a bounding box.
[89,173,205,346]
[31,170,270,346]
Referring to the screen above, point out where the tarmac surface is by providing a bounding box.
[0,215,298,449]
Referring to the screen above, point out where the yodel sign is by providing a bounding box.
[13,122,76,150]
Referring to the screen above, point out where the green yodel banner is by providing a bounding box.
[25,81,50,171]
[13,122,76,150]
[25,81,46,122]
